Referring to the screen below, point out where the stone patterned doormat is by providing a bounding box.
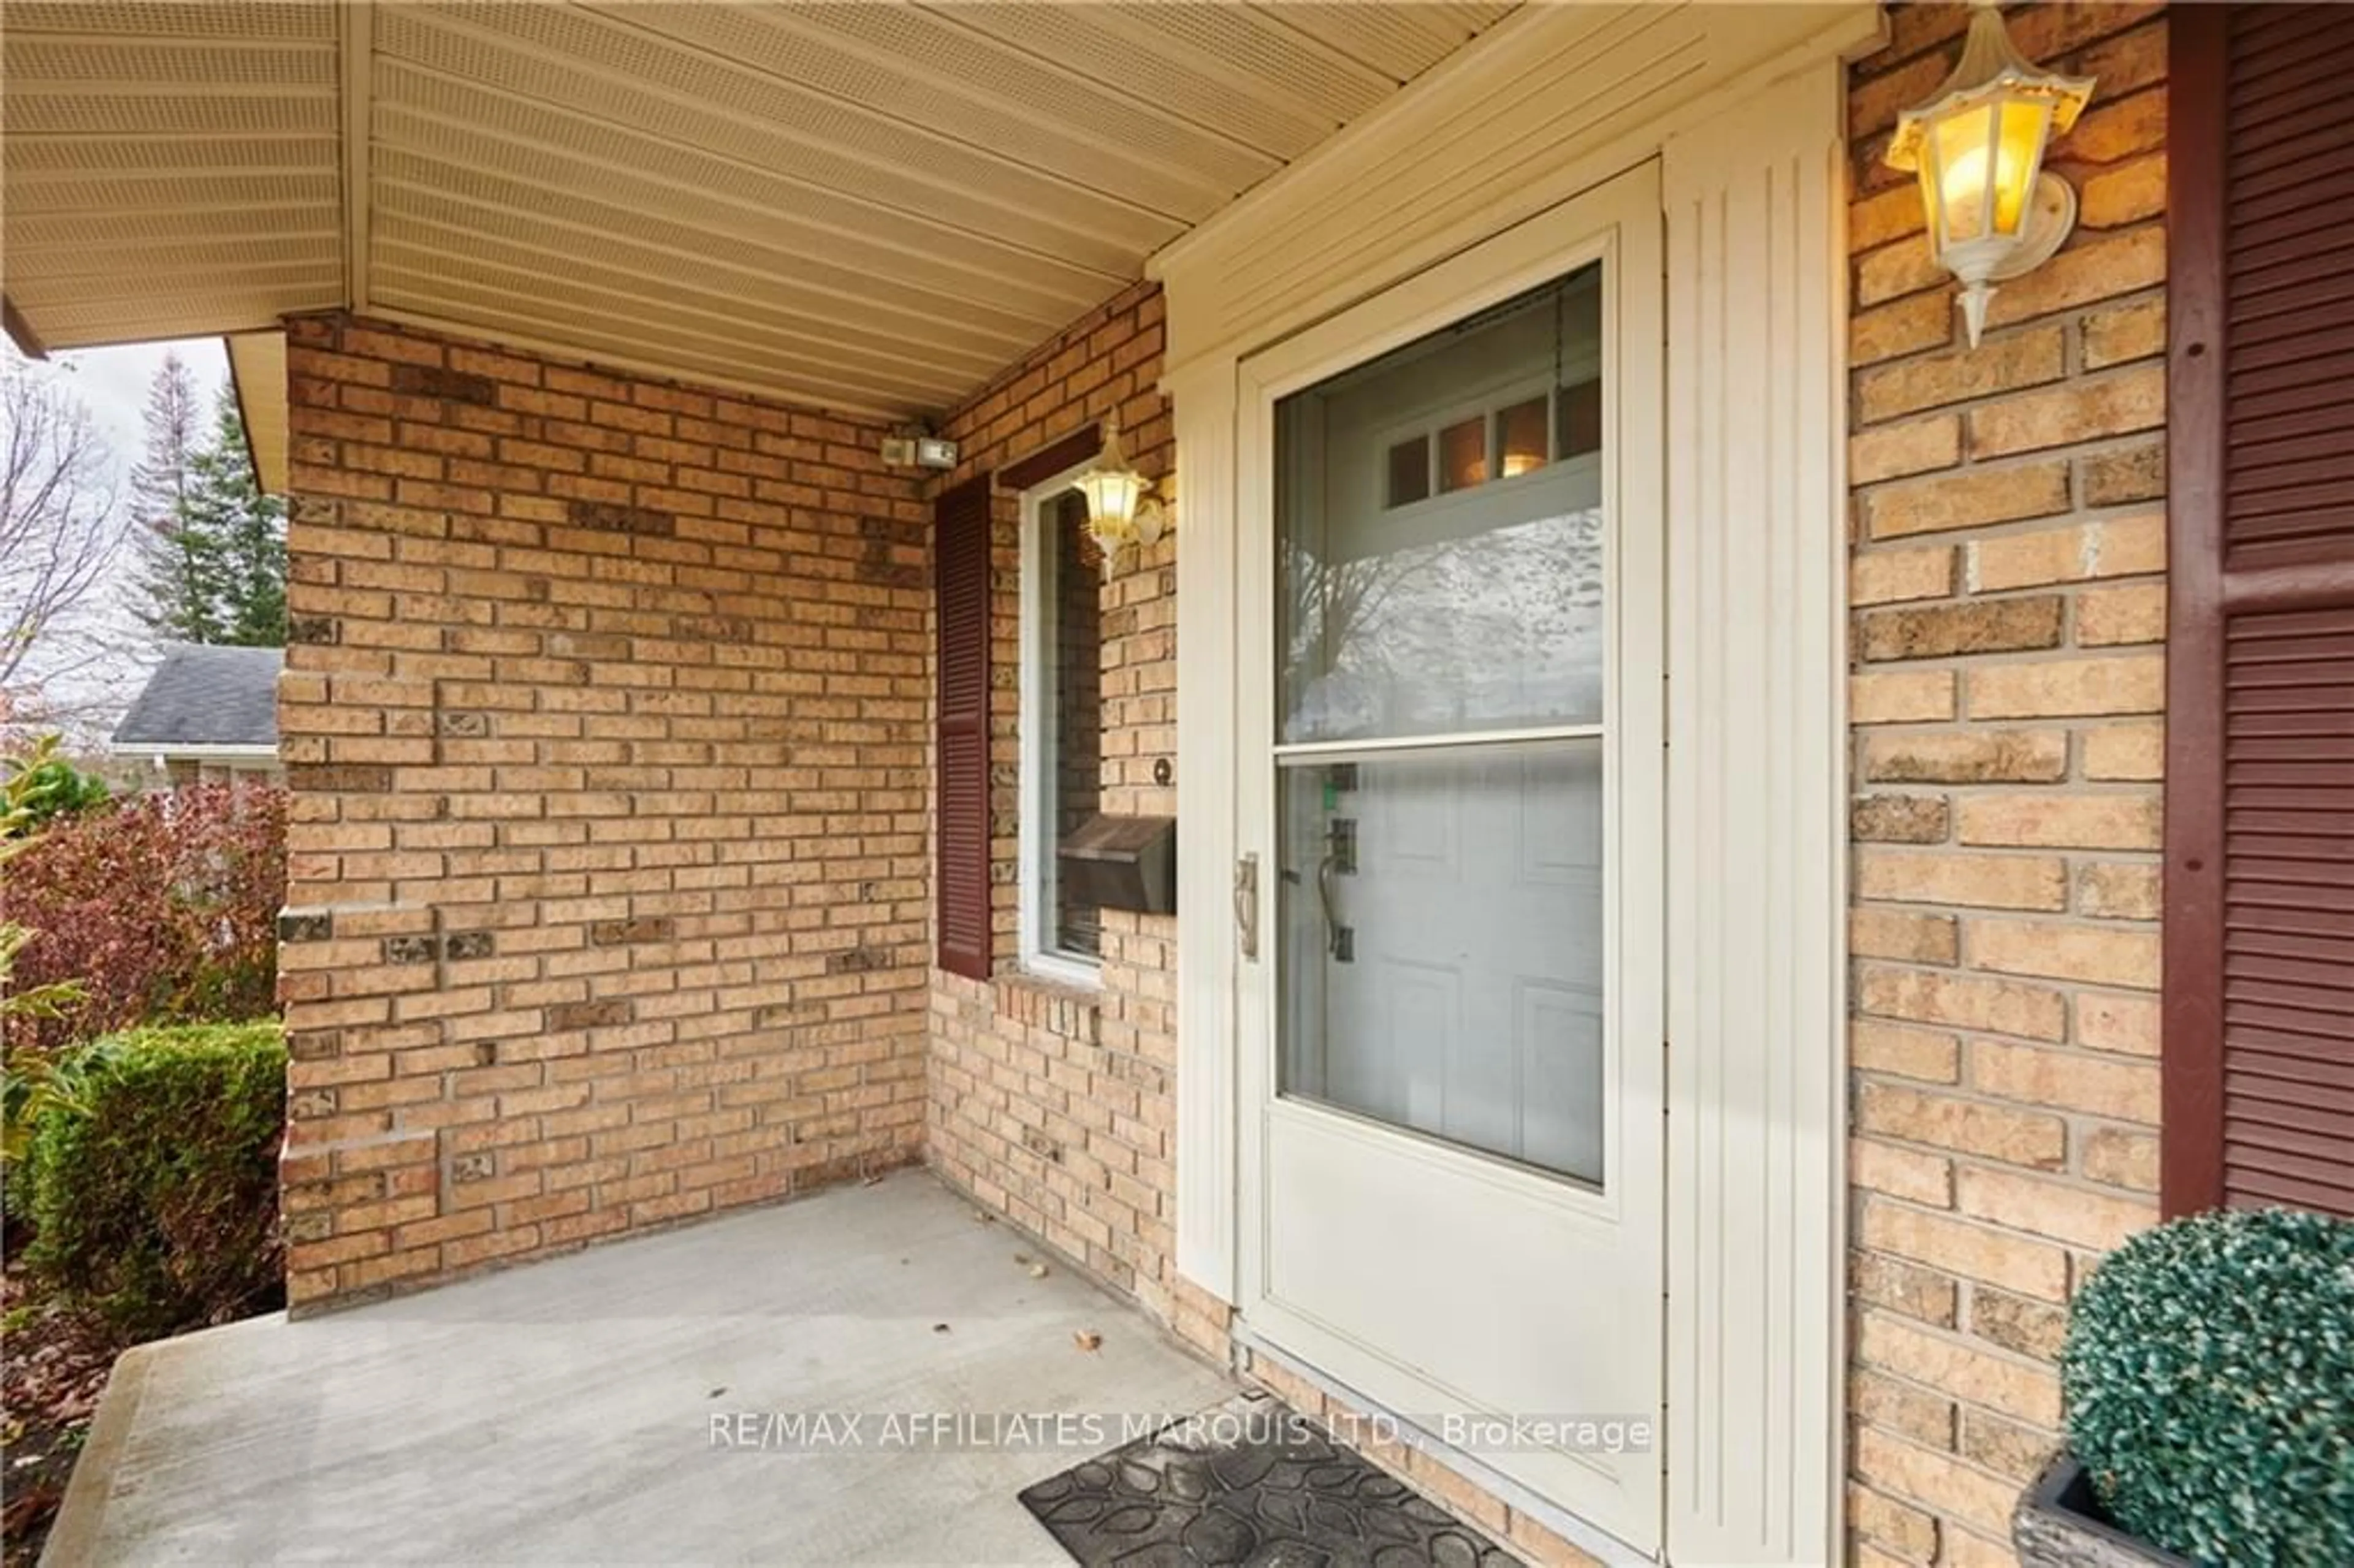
[1018,1391,1523,1567]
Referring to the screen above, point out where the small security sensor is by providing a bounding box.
[881,433,960,469]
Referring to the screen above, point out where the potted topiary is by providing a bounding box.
[2014,1207,2353,1567]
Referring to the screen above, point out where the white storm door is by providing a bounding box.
[1233,161,1665,1553]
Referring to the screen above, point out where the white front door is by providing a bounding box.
[1233,162,1666,1551]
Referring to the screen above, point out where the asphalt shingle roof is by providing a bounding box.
[112,643,283,750]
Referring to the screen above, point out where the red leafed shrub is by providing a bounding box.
[1,782,287,1054]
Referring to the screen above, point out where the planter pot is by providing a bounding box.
[2014,1453,2201,1568]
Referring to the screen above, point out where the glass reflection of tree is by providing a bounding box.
[1282,535,1419,738]
[1284,506,1605,742]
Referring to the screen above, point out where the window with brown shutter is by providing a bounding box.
[2166,4,2354,1218]
[935,474,994,980]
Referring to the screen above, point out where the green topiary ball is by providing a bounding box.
[2061,1208,2354,1567]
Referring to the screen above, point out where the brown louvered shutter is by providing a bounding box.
[2167,4,2354,1217]
[935,475,994,981]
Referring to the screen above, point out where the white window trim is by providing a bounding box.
[1017,462,1106,989]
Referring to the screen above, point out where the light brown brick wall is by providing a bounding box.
[276,314,932,1309]
[1845,7,2167,1564]
[918,282,1232,1357]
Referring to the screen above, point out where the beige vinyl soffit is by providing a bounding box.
[225,330,290,495]
[2,1,1517,417]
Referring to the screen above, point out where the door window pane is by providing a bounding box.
[1277,743,1605,1184]
[1386,435,1430,509]
[1496,396,1549,478]
[1437,417,1487,493]
[1276,266,1605,745]
[1558,377,1604,460]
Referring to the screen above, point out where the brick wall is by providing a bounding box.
[1845,7,2167,1564]
[276,314,932,1309]
[920,282,1233,1355]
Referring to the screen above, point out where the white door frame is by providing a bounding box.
[1160,10,1871,1561]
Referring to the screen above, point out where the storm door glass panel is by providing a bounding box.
[1274,265,1609,1186]
[1277,268,1604,745]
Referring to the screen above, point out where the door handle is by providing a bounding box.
[1316,850,1353,962]
[1234,853,1260,962]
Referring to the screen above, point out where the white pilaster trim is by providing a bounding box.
[1170,350,1241,1303]
[1661,55,1851,1568]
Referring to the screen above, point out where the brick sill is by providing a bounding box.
[992,969,1103,1037]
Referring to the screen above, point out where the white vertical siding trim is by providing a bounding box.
[1662,58,1848,1568]
[1171,351,1242,1303]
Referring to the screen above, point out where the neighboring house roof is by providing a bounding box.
[111,644,283,755]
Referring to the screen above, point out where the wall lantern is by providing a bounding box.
[1885,0,2093,348]
[1073,414,1171,574]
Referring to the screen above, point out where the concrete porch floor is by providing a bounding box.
[44,1171,1235,1566]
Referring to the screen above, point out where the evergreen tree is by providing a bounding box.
[183,393,286,647]
[132,353,213,642]
[139,381,285,647]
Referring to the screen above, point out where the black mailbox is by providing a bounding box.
[1057,815,1177,915]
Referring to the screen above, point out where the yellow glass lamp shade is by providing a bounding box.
[1075,460,1146,539]
[1886,2,2093,346]
[1922,97,2054,246]
[1073,415,1169,573]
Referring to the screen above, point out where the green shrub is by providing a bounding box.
[2062,1208,2354,1566]
[4,746,110,828]
[23,1021,288,1342]
[1,1030,130,1207]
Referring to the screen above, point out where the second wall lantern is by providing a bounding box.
[1073,414,1171,574]
[1886,0,2095,348]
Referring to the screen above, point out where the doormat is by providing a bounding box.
[1018,1391,1523,1567]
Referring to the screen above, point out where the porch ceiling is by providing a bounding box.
[1,0,1516,417]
